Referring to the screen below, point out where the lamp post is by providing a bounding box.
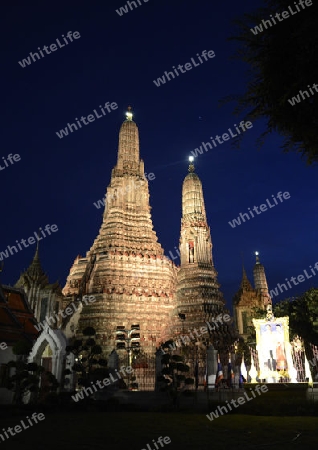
[178,313,186,356]
[178,313,186,335]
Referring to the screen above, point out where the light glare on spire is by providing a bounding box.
[126,106,133,121]
[189,156,194,162]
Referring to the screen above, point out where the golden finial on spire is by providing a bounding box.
[255,251,260,263]
[126,106,133,121]
[188,155,195,172]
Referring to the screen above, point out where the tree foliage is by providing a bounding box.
[274,288,318,345]
[246,306,267,344]
[226,0,318,164]
[65,327,108,387]
[235,338,252,368]
[5,361,58,404]
[5,340,59,404]
[273,288,318,375]
[12,340,32,356]
[157,343,194,405]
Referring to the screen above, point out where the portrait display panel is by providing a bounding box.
[253,317,290,381]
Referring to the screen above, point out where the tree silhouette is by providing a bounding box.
[5,340,58,404]
[65,327,108,388]
[157,341,194,408]
[274,288,318,366]
[226,0,318,164]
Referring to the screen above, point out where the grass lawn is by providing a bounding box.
[1,412,318,450]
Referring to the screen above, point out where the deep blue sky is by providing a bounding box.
[1,0,317,311]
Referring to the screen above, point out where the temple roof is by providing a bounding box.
[0,284,39,344]
[232,265,256,306]
[15,243,49,288]
[240,267,253,291]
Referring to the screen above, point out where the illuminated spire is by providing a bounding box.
[181,162,207,222]
[188,155,195,173]
[126,105,133,121]
[253,251,271,306]
[115,105,140,173]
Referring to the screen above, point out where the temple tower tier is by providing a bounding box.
[176,159,226,339]
[62,108,177,355]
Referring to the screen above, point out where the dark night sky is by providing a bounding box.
[1,0,317,311]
